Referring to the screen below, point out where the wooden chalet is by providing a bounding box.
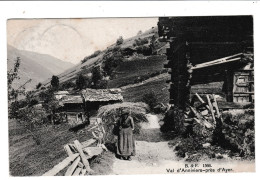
[81,88,123,112]
[58,88,123,127]
[59,95,86,127]
[158,16,254,109]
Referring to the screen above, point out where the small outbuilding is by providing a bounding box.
[81,88,123,113]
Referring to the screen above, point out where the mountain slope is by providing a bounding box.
[42,27,166,87]
[7,45,73,90]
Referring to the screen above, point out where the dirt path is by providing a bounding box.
[112,114,177,175]
[111,114,255,174]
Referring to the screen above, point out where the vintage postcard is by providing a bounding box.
[7,16,255,176]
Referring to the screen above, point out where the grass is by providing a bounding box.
[9,118,94,176]
[108,55,167,88]
[122,76,170,104]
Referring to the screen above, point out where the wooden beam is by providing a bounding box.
[206,95,216,124]
[65,157,81,176]
[195,93,210,110]
[72,167,82,176]
[233,92,254,94]
[212,94,220,118]
[74,140,93,174]
[189,106,213,129]
[191,53,242,70]
[80,168,87,176]
[64,145,73,156]
[42,153,79,176]
[81,138,96,148]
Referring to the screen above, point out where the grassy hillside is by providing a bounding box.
[122,75,170,104]
[41,27,166,88]
[9,118,96,176]
[108,55,167,88]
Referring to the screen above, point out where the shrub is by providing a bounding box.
[50,75,59,90]
[103,48,123,77]
[29,99,39,107]
[36,83,42,89]
[81,50,102,64]
[61,81,75,90]
[116,36,124,45]
[95,79,108,89]
[91,66,103,89]
[136,45,153,56]
[141,91,158,111]
[76,74,91,90]
[133,38,149,46]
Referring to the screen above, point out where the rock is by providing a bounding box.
[202,143,211,148]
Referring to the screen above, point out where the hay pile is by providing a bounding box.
[97,102,149,143]
[221,109,255,156]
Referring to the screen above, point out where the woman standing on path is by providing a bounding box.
[116,110,136,160]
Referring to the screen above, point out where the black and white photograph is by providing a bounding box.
[2,1,259,177]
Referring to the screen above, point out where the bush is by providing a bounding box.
[50,75,59,90]
[116,36,124,45]
[29,99,38,107]
[141,91,158,111]
[95,79,108,89]
[81,50,102,64]
[133,38,149,46]
[91,66,103,88]
[60,81,75,90]
[103,48,123,77]
[136,45,153,56]
[36,83,42,89]
[75,74,91,90]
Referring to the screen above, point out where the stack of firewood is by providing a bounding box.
[42,139,103,176]
[185,93,221,139]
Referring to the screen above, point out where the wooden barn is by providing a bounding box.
[81,88,123,113]
[57,88,123,127]
[59,95,87,127]
[158,16,254,109]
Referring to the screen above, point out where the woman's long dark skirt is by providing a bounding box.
[116,127,136,157]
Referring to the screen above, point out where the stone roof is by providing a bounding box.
[81,88,123,102]
[54,91,69,95]
[59,95,83,104]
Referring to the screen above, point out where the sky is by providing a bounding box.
[7,18,158,64]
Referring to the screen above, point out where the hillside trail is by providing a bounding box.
[112,114,178,175]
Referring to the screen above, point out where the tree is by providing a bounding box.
[8,57,22,101]
[76,74,90,90]
[91,66,103,89]
[95,79,108,89]
[137,30,142,35]
[36,82,42,89]
[61,81,75,90]
[116,36,124,45]
[103,48,123,77]
[51,75,59,90]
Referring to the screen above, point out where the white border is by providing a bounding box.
[0,1,259,180]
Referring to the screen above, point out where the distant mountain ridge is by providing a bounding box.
[7,45,74,90]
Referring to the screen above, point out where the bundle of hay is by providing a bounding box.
[221,109,255,156]
[97,102,149,143]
